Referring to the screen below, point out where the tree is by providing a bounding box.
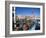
[16,16,20,24]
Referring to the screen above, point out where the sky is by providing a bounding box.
[15,7,40,16]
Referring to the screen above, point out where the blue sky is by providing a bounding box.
[15,7,40,16]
